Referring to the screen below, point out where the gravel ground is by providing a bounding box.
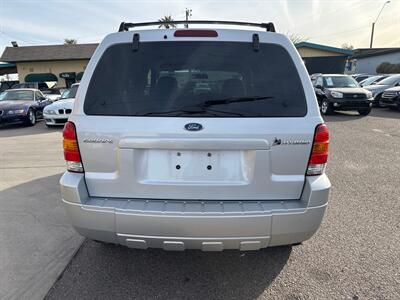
[46,109,400,299]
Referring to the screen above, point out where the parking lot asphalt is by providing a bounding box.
[0,121,83,300]
[1,110,400,299]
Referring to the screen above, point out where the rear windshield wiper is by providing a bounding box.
[136,106,218,117]
[136,105,246,117]
[202,96,274,107]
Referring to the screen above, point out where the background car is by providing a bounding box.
[0,80,19,92]
[380,86,400,111]
[363,74,400,107]
[359,75,388,87]
[43,83,79,127]
[14,82,62,101]
[0,88,51,126]
[14,82,50,90]
[313,74,373,115]
[351,74,372,83]
[41,88,62,102]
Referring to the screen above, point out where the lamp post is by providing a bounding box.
[185,8,192,28]
[370,1,390,48]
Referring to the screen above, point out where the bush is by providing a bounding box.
[376,62,400,74]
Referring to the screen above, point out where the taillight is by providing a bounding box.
[63,121,84,173]
[306,124,329,176]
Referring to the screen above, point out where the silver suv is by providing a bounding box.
[60,21,330,251]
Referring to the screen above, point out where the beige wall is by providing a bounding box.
[297,47,345,58]
[16,60,89,87]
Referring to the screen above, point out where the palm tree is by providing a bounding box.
[158,15,176,29]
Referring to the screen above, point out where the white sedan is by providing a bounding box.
[43,83,79,127]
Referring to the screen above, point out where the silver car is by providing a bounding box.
[44,83,79,127]
[364,74,400,106]
[60,21,331,251]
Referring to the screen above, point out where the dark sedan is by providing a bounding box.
[0,89,51,126]
[313,74,374,116]
[380,86,400,111]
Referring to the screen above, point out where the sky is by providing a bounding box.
[0,0,399,55]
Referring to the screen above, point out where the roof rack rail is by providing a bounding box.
[118,20,276,33]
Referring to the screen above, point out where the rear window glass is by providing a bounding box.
[84,42,307,117]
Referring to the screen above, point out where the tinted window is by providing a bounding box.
[354,75,369,82]
[360,75,381,86]
[374,76,388,83]
[84,42,307,117]
[42,89,61,95]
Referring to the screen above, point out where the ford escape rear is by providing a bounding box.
[60,20,331,251]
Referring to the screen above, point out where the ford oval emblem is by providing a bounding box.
[184,123,203,131]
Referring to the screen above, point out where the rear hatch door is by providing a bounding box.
[75,33,320,200]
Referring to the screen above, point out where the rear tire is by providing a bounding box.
[374,94,382,107]
[320,99,333,115]
[26,109,36,126]
[358,107,371,116]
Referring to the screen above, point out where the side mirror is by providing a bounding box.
[316,85,323,90]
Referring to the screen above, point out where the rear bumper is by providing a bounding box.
[60,172,330,251]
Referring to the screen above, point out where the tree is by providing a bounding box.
[376,62,400,74]
[341,43,354,50]
[64,39,77,45]
[158,15,176,29]
[286,32,308,45]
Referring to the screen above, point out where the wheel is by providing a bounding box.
[26,109,36,126]
[320,99,333,115]
[358,107,371,116]
[374,94,382,107]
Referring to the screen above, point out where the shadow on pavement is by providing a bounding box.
[369,107,400,119]
[0,120,62,138]
[323,111,364,122]
[0,173,83,300]
[323,107,400,123]
[46,239,292,300]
